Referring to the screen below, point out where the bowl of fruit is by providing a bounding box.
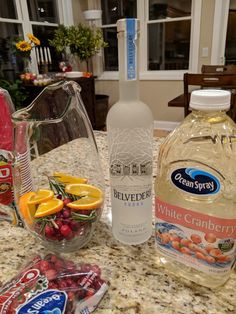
[18,172,104,252]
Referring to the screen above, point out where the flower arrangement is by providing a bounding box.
[14,33,40,59]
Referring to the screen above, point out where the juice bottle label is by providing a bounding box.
[155,198,236,275]
[170,167,220,195]
[0,151,20,225]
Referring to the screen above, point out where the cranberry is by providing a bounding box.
[77,210,92,215]
[66,278,74,286]
[86,289,94,298]
[56,212,63,218]
[62,208,71,218]
[77,289,86,300]
[50,255,58,264]
[60,225,72,237]
[57,194,63,199]
[62,218,71,225]
[54,260,64,271]
[67,291,75,301]
[63,198,72,206]
[80,263,91,273]
[44,269,57,281]
[44,225,55,237]
[90,265,101,276]
[39,260,51,273]
[70,220,79,231]
[65,260,76,271]
[58,280,68,289]
[54,219,63,229]
[48,282,59,289]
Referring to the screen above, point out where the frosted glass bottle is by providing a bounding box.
[106,19,154,245]
[155,89,236,288]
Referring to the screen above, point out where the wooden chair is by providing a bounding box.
[201,64,236,74]
[183,73,236,121]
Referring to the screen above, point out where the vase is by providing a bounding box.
[23,58,31,73]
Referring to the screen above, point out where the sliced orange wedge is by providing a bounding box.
[65,183,104,210]
[53,172,87,184]
[27,189,54,206]
[34,198,64,218]
[18,191,37,225]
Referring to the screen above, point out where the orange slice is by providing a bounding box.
[53,172,88,184]
[18,191,37,225]
[65,183,104,210]
[34,198,64,218]
[27,189,54,205]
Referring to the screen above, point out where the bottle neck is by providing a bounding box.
[118,20,139,102]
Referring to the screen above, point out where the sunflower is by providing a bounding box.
[15,40,32,52]
[27,33,40,46]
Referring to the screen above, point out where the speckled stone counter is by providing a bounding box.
[0,131,235,314]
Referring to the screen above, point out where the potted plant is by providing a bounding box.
[49,24,108,72]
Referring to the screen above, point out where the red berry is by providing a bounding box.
[62,208,71,218]
[70,220,79,231]
[60,225,72,237]
[86,289,94,298]
[48,282,59,289]
[39,260,51,273]
[50,255,58,264]
[44,269,57,281]
[67,291,75,301]
[54,260,64,271]
[65,260,76,271]
[58,280,68,289]
[63,198,72,206]
[45,225,55,237]
[66,278,74,286]
[90,265,101,276]
[55,219,63,229]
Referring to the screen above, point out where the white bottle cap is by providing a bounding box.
[117,18,140,33]
[190,89,231,111]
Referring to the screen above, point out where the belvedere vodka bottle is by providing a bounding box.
[106,19,154,245]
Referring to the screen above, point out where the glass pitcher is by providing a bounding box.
[12,80,105,252]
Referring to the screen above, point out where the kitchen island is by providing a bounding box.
[0,131,235,314]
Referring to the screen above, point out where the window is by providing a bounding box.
[225,0,236,65]
[148,0,191,70]
[0,0,73,80]
[101,0,137,71]
[100,0,201,79]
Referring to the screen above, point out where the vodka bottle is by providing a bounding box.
[106,18,154,245]
[155,89,236,288]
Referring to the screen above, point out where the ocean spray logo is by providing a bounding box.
[17,290,67,314]
[171,168,220,195]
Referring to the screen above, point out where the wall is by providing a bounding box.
[95,79,184,122]
[198,0,215,69]
[71,0,87,24]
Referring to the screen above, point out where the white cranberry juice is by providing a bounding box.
[155,112,236,288]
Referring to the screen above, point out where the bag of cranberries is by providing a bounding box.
[0,254,108,313]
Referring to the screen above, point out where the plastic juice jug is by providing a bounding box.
[155,89,236,288]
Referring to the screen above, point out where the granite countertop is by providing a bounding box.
[0,131,235,314]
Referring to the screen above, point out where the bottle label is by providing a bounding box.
[126,19,137,80]
[108,127,153,242]
[0,150,20,225]
[155,197,236,275]
[170,167,220,195]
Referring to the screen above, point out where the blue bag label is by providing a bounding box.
[17,289,67,314]
[171,168,220,195]
[126,19,136,80]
